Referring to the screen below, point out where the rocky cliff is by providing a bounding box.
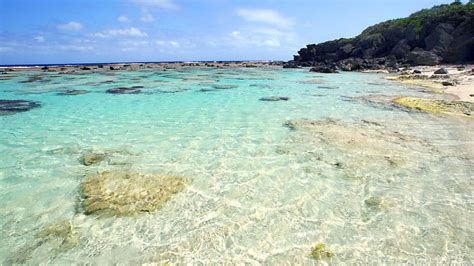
[286,2,474,71]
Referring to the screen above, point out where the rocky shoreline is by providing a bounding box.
[385,65,474,102]
[284,2,473,72]
[2,60,472,108]
[0,61,284,73]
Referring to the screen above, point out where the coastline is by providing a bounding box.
[1,58,473,264]
[0,61,283,72]
[2,61,472,104]
[384,65,474,103]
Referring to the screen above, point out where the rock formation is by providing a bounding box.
[80,171,190,217]
[286,2,474,70]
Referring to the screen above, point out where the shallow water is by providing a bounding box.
[0,67,473,264]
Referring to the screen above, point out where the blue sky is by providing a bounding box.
[0,0,459,64]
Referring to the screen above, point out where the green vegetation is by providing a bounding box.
[360,1,474,36]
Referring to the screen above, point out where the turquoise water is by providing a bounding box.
[0,67,473,264]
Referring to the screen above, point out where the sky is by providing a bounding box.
[0,0,461,65]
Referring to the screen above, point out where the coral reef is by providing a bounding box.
[80,171,190,217]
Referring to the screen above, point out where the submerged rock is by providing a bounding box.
[298,79,325,85]
[365,196,383,207]
[392,97,473,117]
[283,118,436,179]
[106,87,141,94]
[212,84,238,90]
[57,89,89,96]
[158,88,187,93]
[35,220,80,249]
[6,220,79,264]
[80,171,190,217]
[0,99,41,115]
[259,96,289,101]
[200,88,215,92]
[79,152,107,166]
[317,86,339,90]
[19,75,43,83]
[309,243,334,260]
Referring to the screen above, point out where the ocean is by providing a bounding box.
[1,66,472,263]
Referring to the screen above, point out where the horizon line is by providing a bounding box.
[0,59,288,68]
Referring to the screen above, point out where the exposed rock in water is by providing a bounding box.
[106,87,141,94]
[442,81,456,86]
[287,2,474,70]
[79,152,107,166]
[56,89,90,96]
[5,220,79,264]
[0,99,41,115]
[392,97,473,117]
[259,96,289,101]
[310,66,338,73]
[80,171,190,217]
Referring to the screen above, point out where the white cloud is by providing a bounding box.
[263,39,280,47]
[92,27,148,38]
[231,31,242,40]
[236,9,293,28]
[118,16,130,23]
[59,45,94,51]
[0,47,13,52]
[228,27,294,48]
[141,13,155,22]
[156,40,180,47]
[130,0,178,10]
[57,21,83,31]
[34,36,45,42]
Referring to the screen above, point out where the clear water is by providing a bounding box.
[0,67,473,264]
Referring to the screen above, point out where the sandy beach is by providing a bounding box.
[385,65,474,103]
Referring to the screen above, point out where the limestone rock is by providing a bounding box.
[79,152,107,166]
[407,50,441,66]
[80,171,190,217]
[392,97,473,117]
